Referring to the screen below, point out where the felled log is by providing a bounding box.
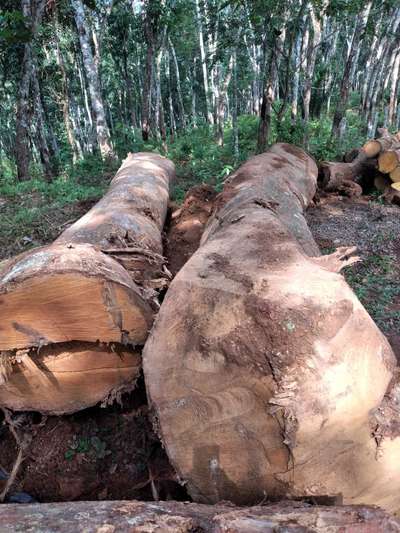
[144,143,400,512]
[378,149,400,174]
[374,175,400,205]
[0,500,398,532]
[390,165,400,182]
[320,129,400,193]
[0,152,174,414]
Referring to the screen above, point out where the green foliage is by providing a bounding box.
[65,434,111,462]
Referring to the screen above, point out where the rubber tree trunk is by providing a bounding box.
[195,0,214,125]
[15,0,46,181]
[0,500,398,532]
[71,0,114,159]
[0,152,174,414]
[144,143,400,512]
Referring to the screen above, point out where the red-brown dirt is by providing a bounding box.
[165,184,217,276]
[0,378,187,503]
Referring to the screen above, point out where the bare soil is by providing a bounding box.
[165,184,217,276]
[0,378,187,503]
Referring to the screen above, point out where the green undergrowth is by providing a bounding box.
[0,110,386,259]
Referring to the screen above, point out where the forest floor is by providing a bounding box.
[0,178,400,502]
[306,194,400,360]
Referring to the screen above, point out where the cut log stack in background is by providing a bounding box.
[1,140,400,530]
[320,128,400,201]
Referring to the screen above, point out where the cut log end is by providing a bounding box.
[378,151,400,174]
[363,140,382,158]
[0,244,153,352]
[390,166,400,183]
[0,342,141,414]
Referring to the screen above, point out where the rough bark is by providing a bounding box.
[71,0,114,159]
[0,152,174,414]
[144,143,400,512]
[0,500,398,532]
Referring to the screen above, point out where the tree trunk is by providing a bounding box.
[31,58,53,181]
[389,51,400,127]
[215,54,234,146]
[54,26,82,163]
[141,14,155,141]
[144,142,400,512]
[169,38,186,129]
[303,4,323,146]
[232,49,239,160]
[257,33,278,153]
[194,0,213,124]
[15,0,46,181]
[0,499,398,532]
[0,153,174,415]
[71,0,114,159]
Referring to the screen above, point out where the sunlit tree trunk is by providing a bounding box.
[303,3,324,146]
[331,2,372,139]
[389,50,400,126]
[71,0,114,158]
[168,38,186,129]
[216,54,234,146]
[194,0,213,124]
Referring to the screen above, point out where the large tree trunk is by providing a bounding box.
[71,0,114,159]
[0,499,398,532]
[0,153,174,414]
[144,143,400,512]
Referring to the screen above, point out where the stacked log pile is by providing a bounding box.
[0,152,174,414]
[320,128,400,201]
